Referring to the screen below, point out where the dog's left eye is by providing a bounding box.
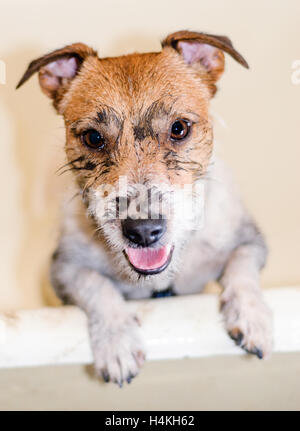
[81,129,105,150]
[170,119,191,141]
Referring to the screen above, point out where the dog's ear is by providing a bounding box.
[16,43,97,102]
[162,30,248,94]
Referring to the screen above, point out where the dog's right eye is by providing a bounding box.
[81,129,105,150]
[170,119,191,142]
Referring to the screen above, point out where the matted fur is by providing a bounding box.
[17,31,272,386]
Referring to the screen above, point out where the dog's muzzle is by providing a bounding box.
[122,218,173,275]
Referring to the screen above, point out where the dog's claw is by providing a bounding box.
[243,345,264,359]
[256,348,263,359]
[236,332,244,346]
[112,378,123,388]
[101,370,110,383]
[229,329,264,359]
[229,330,244,346]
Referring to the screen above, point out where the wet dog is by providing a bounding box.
[17,31,272,386]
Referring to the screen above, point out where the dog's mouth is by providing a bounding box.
[124,245,174,275]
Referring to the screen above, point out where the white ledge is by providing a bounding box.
[0,287,299,368]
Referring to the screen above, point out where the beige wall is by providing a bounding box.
[1,0,300,310]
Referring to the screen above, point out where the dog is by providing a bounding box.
[17,31,272,386]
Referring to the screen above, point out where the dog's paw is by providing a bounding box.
[220,287,273,359]
[89,313,145,387]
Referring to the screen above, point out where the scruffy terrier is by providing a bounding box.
[17,31,272,386]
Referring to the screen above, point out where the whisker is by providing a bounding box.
[56,156,85,174]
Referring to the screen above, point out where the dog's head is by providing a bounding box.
[17,31,248,284]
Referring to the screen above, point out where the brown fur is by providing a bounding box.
[16,32,272,386]
[17,31,248,195]
[63,51,213,191]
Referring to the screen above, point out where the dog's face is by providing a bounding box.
[18,31,248,284]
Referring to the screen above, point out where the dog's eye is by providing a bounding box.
[170,119,191,141]
[81,129,105,150]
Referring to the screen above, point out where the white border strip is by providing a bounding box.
[0,288,299,368]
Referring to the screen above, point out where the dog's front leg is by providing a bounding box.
[219,238,273,359]
[51,262,145,385]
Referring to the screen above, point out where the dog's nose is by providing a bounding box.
[122,218,166,247]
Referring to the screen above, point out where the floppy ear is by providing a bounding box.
[16,43,97,102]
[162,30,248,94]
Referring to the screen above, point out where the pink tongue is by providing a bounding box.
[126,246,170,270]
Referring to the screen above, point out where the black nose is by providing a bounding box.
[122,218,166,247]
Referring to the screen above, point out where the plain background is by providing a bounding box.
[1,0,300,309]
